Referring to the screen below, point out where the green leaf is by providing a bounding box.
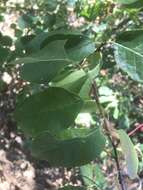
[80,164,95,186]
[14,40,68,64]
[65,36,95,62]
[121,0,143,8]
[14,87,83,137]
[15,35,35,55]
[59,186,85,190]
[52,69,87,93]
[25,32,48,53]
[93,165,106,187]
[116,0,139,4]
[118,129,139,179]
[13,40,72,83]
[0,46,10,64]
[53,63,100,98]
[79,63,101,99]
[81,100,97,113]
[41,0,58,12]
[114,30,143,83]
[118,115,130,130]
[41,29,82,48]
[25,30,82,53]
[80,164,106,187]
[18,14,34,29]
[87,52,102,70]
[43,14,56,28]
[31,128,106,167]
[0,80,7,91]
[0,35,12,47]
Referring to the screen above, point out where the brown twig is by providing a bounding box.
[128,123,143,136]
[91,80,125,190]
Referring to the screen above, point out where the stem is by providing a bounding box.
[128,123,143,136]
[91,80,125,190]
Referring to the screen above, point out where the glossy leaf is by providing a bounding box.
[114,30,143,83]
[14,87,83,136]
[31,127,105,167]
[118,129,139,179]
[52,69,87,93]
[13,40,72,83]
[65,36,95,62]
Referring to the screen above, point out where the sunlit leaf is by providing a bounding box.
[118,129,139,179]
[114,30,143,83]
[52,69,87,93]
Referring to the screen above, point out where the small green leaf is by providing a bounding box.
[18,14,34,29]
[31,128,106,167]
[80,164,106,187]
[81,100,97,113]
[14,87,83,137]
[118,129,139,179]
[80,164,95,186]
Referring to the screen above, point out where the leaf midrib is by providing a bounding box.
[114,42,143,58]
